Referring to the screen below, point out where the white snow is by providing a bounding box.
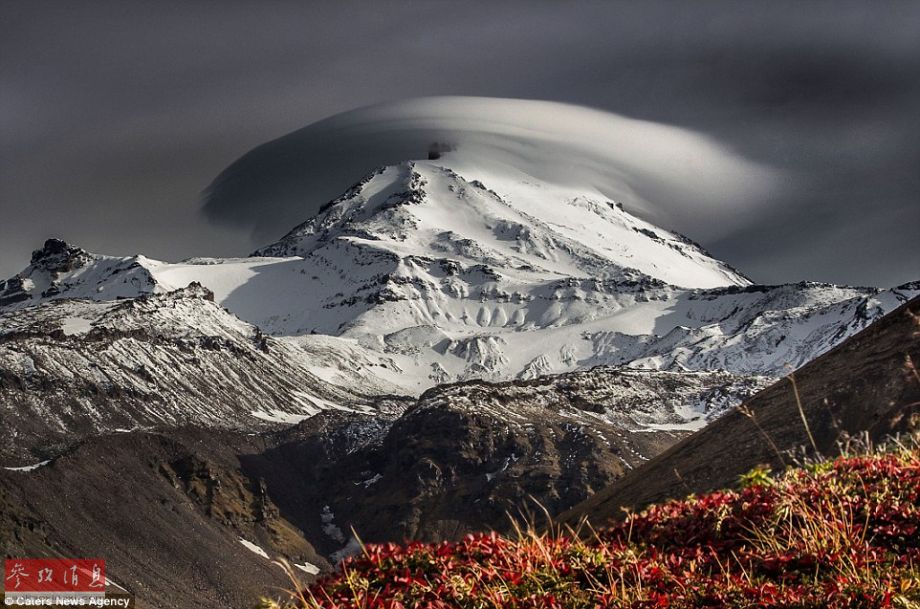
[238,537,269,559]
[251,409,313,425]
[320,505,346,543]
[104,577,129,592]
[60,316,93,336]
[3,459,51,472]
[356,473,382,487]
[294,562,321,575]
[0,291,385,444]
[640,419,708,432]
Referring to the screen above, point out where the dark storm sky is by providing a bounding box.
[1,1,918,287]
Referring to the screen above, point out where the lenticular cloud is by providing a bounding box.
[202,96,779,245]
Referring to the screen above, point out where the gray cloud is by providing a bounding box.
[1,0,918,287]
[202,96,781,247]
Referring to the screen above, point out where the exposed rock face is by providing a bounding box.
[28,238,93,274]
[0,239,91,305]
[0,285,384,464]
[0,239,160,307]
[240,366,768,553]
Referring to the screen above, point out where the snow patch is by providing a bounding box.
[251,409,313,425]
[355,473,382,488]
[238,537,269,559]
[60,316,93,336]
[4,460,51,472]
[637,419,707,432]
[320,505,346,543]
[294,562,321,576]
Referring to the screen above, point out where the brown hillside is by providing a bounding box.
[561,296,920,525]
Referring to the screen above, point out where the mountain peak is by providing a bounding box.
[253,162,424,258]
[1,239,161,308]
[29,238,91,271]
[253,159,749,290]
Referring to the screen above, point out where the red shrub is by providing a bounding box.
[294,448,920,608]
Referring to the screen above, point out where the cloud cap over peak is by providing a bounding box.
[202,96,780,247]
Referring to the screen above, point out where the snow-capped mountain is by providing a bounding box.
[2,149,917,608]
[252,161,749,287]
[1,158,915,396]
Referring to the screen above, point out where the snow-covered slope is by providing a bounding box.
[0,239,159,306]
[0,284,408,462]
[253,161,749,288]
[2,160,917,395]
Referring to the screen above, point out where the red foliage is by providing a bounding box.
[303,450,920,608]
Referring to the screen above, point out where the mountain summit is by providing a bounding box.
[254,160,750,289]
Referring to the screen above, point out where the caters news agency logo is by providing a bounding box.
[3,559,130,607]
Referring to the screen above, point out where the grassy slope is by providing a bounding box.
[262,445,920,608]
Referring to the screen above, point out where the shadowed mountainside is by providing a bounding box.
[561,296,920,526]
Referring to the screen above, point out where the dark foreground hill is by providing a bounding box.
[290,445,920,609]
[0,430,329,609]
